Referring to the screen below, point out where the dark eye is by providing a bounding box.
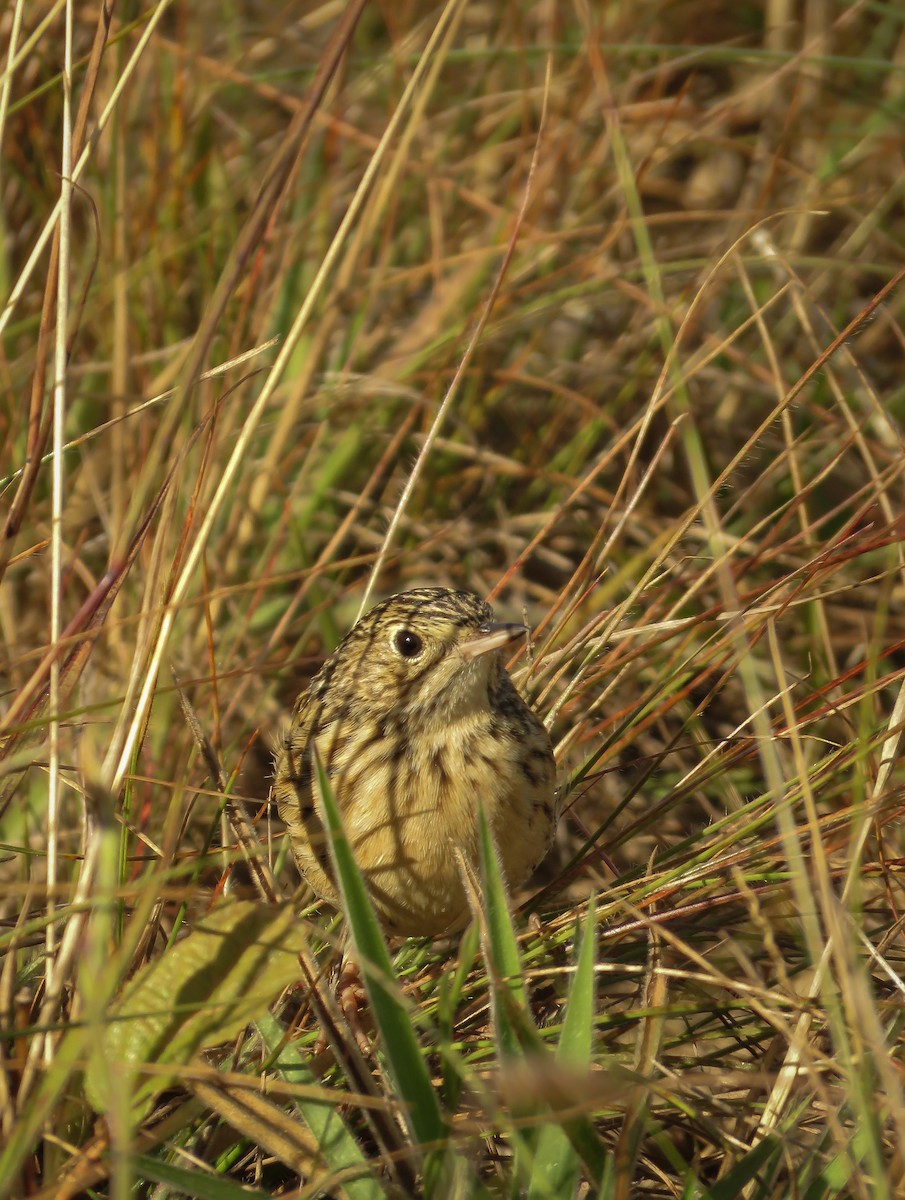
[394,629,423,658]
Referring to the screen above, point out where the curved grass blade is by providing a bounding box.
[475,819,609,1195]
[255,1010,385,1200]
[311,751,448,1180]
[437,921,479,1113]
[527,897,600,1199]
[702,1134,783,1200]
[133,1153,273,1199]
[473,804,543,1195]
[474,802,534,1058]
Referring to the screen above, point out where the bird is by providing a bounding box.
[273,587,558,937]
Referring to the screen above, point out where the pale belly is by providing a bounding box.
[304,715,557,936]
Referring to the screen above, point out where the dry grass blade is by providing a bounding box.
[295,945,418,1197]
[188,1070,322,1175]
[0,0,113,583]
[171,666,277,903]
[361,45,551,614]
[613,855,667,1200]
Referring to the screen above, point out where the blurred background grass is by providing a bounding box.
[2,1,905,1196]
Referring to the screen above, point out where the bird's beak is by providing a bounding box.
[459,621,527,662]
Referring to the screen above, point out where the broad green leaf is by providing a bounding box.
[87,901,307,1123]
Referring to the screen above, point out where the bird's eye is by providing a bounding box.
[394,629,423,658]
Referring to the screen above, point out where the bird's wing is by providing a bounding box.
[274,689,323,832]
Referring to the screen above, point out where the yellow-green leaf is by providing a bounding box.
[87,901,306,1123]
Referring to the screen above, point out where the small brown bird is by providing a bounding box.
[274,587,558,936]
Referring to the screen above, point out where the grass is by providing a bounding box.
[2,0,905,1196]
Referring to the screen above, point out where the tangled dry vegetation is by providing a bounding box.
[2,1,905,1196]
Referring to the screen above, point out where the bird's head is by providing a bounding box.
[321,587,527,724]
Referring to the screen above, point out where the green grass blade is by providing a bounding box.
[475,802,532,1058]
[133,1153,271,1198]
[312,751,447,1170]
[255,1010,385,1200]
[527,897,599,1199]
[702,1134,782,1199]
[557,896,597,1065]
[474,804,543,1196]
[437,921,479,1113]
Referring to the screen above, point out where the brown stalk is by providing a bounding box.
[0,1,115,584]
